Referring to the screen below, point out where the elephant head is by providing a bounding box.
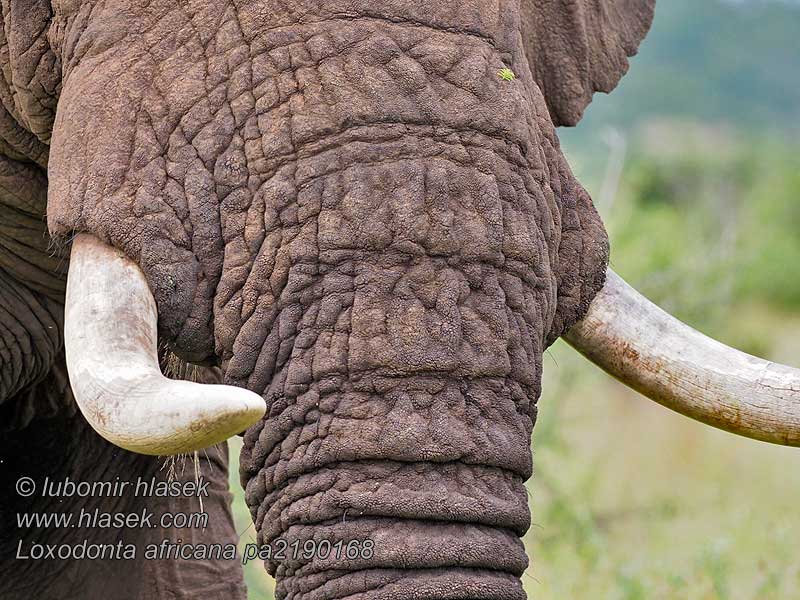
[2,1,798,598]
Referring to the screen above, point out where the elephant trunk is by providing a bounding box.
[241,372,533,599]
[232,199,544,595]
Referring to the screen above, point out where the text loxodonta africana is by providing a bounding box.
[2,1,798,598]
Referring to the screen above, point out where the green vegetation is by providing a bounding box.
[527,128,800,599]
[499,67,517,81]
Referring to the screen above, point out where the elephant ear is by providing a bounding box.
[520,0,656,126]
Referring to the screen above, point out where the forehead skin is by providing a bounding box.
[43,2,606,370]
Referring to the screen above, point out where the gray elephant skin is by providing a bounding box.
[12,1,778,599]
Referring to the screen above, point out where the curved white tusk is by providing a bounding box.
[64,234,265,455]
[564,269,800,446]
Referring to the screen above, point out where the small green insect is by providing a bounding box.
[498,67,516,81]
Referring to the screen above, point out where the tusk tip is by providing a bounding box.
[80,383,267,457]
[153,383,267,456]
[219,386,267,429]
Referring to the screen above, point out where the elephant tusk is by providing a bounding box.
[564,268,800,447]
[64,234,265,455]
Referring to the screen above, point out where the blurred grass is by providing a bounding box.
[527,123,800,599]
[228,438,276,599]
[229,121,800,598]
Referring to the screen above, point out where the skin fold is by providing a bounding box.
[0,1,655,598]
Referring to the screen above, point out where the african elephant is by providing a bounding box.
[2,1,798,598]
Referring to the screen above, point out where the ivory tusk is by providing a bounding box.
[64,234,265,455]
[565,269,800,446]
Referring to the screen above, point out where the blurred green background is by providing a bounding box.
[229,1,800,597]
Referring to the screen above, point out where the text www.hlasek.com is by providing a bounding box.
[17,506,208,530]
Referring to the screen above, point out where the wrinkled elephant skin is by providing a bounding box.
[0,1,654,598]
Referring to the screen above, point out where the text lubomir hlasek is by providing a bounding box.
[37,476,210,498]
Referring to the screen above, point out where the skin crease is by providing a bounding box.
[0,1,655,599]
